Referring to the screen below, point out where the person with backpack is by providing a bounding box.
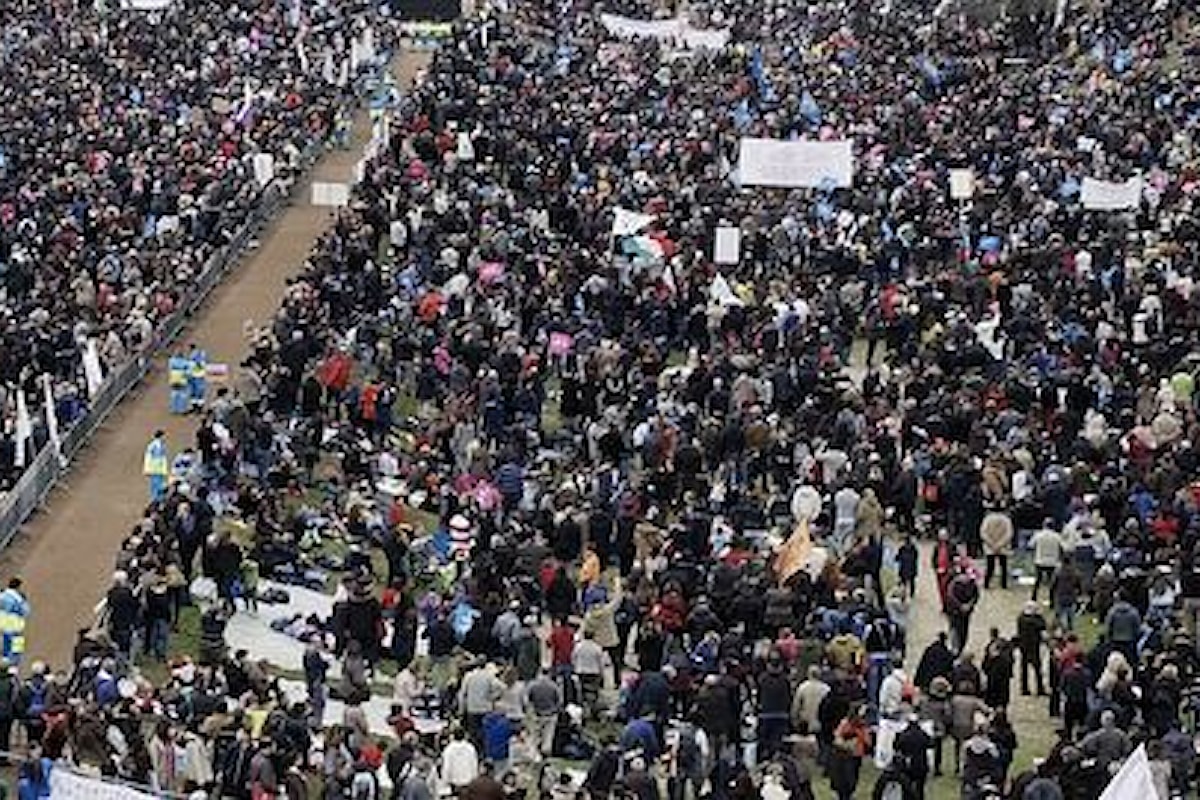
[665,721,709,800]
[893,712,933,800]
[19,662,50,748]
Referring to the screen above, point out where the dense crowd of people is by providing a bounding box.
[0,0,388,489]
[8,0,1200,798]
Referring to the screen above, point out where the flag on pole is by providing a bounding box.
[774,519,815,585]
[82,338,105,398]
[612,207,656,237]
[42,374,63,466]
[13,386,31,469]
[1098,744,1158,800]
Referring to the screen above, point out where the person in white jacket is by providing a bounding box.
[440,728,480,792]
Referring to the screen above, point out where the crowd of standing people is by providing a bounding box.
[7,0,1200,798]
[0,0,387,489]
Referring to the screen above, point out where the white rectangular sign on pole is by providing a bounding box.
[737,139,854,189]
[714,226,741,265]
[1081,177,1143,211]
[949,169,976,200]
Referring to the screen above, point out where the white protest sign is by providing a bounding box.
[738,139,854,189]
[457,132,476,161]
[253,153,275,188]
[1081,176,1143,211]
[311,182,351,207]
[949,169,975,200]
[714,226,741,265]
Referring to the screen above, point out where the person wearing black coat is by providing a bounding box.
[756,658,793,759]
[893,715,934,800]
[914,633,955,691]
[106,576,141,658]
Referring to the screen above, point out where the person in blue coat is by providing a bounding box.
[167,351,192,415]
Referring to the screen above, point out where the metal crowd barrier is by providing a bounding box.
[0,52,396,552]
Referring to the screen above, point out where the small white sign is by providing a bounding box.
[949,168,976,200]
[714,226,741,265]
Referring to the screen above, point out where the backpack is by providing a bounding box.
[26,681,47,718]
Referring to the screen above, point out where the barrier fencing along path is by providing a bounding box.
[0,51,396,554]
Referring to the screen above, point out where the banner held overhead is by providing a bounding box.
[737,139,854,189]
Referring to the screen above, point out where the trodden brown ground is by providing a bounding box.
[0,49,430,668]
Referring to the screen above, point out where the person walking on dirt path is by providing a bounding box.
[143,430,169,503]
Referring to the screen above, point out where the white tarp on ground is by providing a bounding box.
[225,581,335,674]
[599,14,730,50]
[738,138,854,189]
[311,182,351,207]
[51,768,156,800]
[1081,176,1144,210]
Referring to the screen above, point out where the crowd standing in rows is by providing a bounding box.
[11,0,1200,799]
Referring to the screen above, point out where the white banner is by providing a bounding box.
[82,339,105,398]
[122,0,172,9]
[714,226,741,265]
[599,14,729,50]
[738,139,854,189]
[51,768,158,800]
[14,386,31,469]
[311,182,351,207]
[1081,177,1143,210]
[42,374,61,463]
[949,169,976,200]
[253,153,275,189]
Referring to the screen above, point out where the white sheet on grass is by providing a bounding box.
[738,138,854,189]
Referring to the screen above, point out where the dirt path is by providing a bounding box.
[0,49,431,669]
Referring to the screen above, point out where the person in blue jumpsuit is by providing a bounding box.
[167,351,192,415]
[143,431,169,502]
[188,343,208,411]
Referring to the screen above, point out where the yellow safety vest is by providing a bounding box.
[144,444,168,476]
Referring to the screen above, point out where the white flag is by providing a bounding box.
[42,374,63,464]
[612,207,656,237]
[13,387,31,469]
[82,338,105,398]
[1099,745,1159,800]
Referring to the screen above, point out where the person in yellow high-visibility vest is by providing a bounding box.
[143,430,169,502]
[0,578,29,664]
[168,351,192,415]
[188,343,209,411]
